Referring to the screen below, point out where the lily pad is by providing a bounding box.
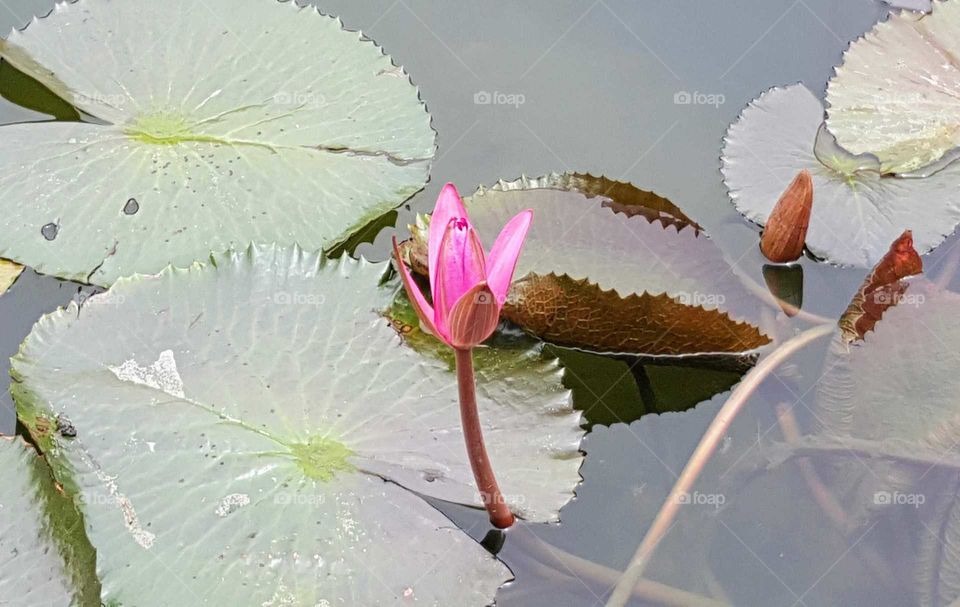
[721,83,960,267]
[0,437,99,605]
[401,173,771,359]
[11,245,583,606]
[0,258,22,295]
[815,279,960,605]
[817,280,947,493]
[826,0,960,174]
[0,0,435,286]
[882,0,932,12]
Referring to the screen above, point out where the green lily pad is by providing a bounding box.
[722,84,960,268]
[400,173,771,359]
[0,0,434,286]
[0,437,99,605]
[826,0,960,174]
[12,245,583,606]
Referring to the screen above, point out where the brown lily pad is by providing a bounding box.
[504,273,766,357]
[399,173,771,359]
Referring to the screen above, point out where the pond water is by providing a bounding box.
[2,0,958,605]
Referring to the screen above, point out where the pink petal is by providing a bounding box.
[428,183,470,298]
[391,237,443,341]
[485,209,533,305]
[446,281,500,349]
[433,219,486,333]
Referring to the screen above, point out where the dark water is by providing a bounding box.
[3,0,958,605]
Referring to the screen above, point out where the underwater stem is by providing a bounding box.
[455,348,515,529]
[511,526,731,607]
[606,322,835,607]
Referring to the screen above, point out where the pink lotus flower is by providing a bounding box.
[392,183,533,350]
[392,182,532,529]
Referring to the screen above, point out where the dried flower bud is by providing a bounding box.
[839,230,923,343]
[761,170,813,263]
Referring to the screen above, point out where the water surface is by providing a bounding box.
[3,1,955,605]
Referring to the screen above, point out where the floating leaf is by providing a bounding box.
[817,278,960,519]
[506,274,766,358]
[389,289,742,426]
[918,481,960,607]
[722,84,960,267]
[819,281,949,455]
[827,0,960,173]
[0,0,434,285]
[12,245,583,606]
[0,258,22,295]
[0,60,79,122]
[401,173,771,359]
[0,437,98,605]
[816,279,960,605]
[883,0,932,12]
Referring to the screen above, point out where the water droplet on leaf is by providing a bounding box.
[41,222,59,241]
[123,197,140,215]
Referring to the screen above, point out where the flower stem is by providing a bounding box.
[606,322,835,607]
[455,347,515,529]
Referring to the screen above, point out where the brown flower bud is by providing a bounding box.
[839,230,923,343]
[761,170,813,263]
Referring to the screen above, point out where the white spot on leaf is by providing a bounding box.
[215,493,250,517]
[109,349,185,398]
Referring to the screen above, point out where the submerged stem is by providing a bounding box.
[455,347,515,529]
[606,322,835,607]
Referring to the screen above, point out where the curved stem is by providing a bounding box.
[606,323,835,607]
[775,404,899,588]
[455,348,515,528]
[511,526,730,607]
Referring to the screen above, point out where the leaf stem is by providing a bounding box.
[606,322,835,607]
[455,347,515,529]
